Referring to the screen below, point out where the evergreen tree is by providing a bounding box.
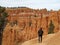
[0,6,8,45]
[48,20,55,34]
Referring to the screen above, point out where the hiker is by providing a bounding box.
[38,28,43,43]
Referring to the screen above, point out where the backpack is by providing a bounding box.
[38,30,43,36]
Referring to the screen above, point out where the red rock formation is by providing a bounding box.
[2,7,60,45]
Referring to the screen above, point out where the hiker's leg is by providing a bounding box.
[38,36,40,42]
[41,35,42,42]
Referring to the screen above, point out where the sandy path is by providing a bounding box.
[20,34,55,45]
[47,32,60,45]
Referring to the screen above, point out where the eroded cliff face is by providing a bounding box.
[2,7,60,45]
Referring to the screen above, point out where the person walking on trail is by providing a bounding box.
[38,28,43,43]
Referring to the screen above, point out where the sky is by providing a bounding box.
[0,0,60,10]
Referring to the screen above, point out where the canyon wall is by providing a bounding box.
[2,7,60,45]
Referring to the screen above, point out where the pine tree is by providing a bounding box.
[0,6,8,45]
[48,20,55,34]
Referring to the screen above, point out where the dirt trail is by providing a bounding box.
[20,34,55,45]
